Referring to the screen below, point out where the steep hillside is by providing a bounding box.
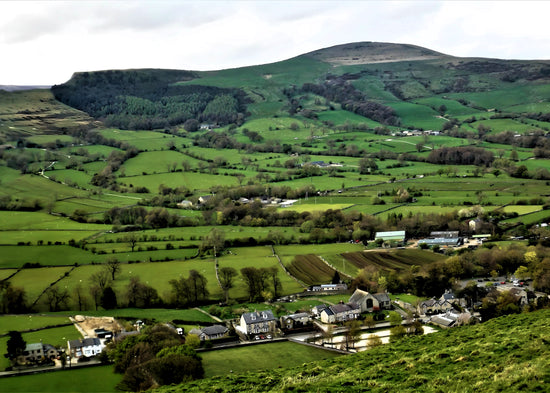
[155,309,550,392]
[51,41,550,130]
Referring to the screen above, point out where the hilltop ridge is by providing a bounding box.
[303,41,449,66]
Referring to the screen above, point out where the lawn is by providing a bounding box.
[200,341,342,378]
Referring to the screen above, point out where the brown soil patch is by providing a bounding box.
[73,315,124,338]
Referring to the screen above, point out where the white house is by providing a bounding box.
[67,338,104,359]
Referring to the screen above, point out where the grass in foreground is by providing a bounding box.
[0,365,121,393]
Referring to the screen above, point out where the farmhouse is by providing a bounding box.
[375,230,406,242]
[17,343,59,365]
[319,303,360,324]
[349,289,392,312]
[238,310,277,335]
[280,312,312,330]
[189,325,229,340]
[67,337,105,359]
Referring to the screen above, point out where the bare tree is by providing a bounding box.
[105,258,121,280]
[44,285,70,312]
[124,233,138,252]
[219,267,237,303]
[89,270,111,310]
[73,284,88,311]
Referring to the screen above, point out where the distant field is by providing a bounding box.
[342,249,445,273]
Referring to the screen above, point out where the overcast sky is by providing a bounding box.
[1,1,549,86]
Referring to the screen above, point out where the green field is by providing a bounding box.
[200,341,342,378]
[0,365,121,392]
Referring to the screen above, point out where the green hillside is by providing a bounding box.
[155,309,550,393]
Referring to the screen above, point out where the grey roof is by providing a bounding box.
[202,325,228,335]
[69,338,100,348]
[25,343,43,351]
[349,289,369,304]
[373,293,391,303]
[285,312,310,320]
[329,303,359,315]
[418,238,462,245]
[242,310,276,324]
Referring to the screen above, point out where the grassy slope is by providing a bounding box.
[156,309,550,393]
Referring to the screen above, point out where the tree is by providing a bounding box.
[389,325,407,342]
[183,119,199,132]
[218,267,237,303]
[101,287,118,310]
[126,277,160,308]
[240,267,264,302]
[0,281,27,314]
[364,315,376,330]
[199,228,225,257]
[169,276,190,307]
[44,285,70,312]
[5,331,26,365]
[124,233,138,252]
[331,270,341,284]
[187,270,209,303]
[105,258,121,280]
[514,266,530,281]
[73,285,88,311]
[344,320,362,350]
[266,267,282,299]
[388,311,402,327]
[367,333,382,349]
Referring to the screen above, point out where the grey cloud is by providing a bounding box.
[88,2,234,32]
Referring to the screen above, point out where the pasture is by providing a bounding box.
[0,366,121,393]
[200,341,342,378]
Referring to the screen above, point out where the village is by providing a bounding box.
[5,265,543,375]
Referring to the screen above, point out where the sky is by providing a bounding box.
[1,0,550,86]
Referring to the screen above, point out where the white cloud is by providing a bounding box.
[0,1,549,85]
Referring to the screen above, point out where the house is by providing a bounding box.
[189,325,229,341]
[418,297,455,315]
[498,287,529,306]
[17,343,44,364]
[198,195,213,204]
[320,303,360,324]
[468,218,483,232]
[311,304,328,318]
[67,338,105,359]
[430,310,474,328]
[239,310,277,335]
[375,230,406,243]
[349,289,392,313]
[280,312,312,330]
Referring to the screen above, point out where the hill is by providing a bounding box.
[155,309,550,392]
[303,41,449,65]
[51,41,550,131]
